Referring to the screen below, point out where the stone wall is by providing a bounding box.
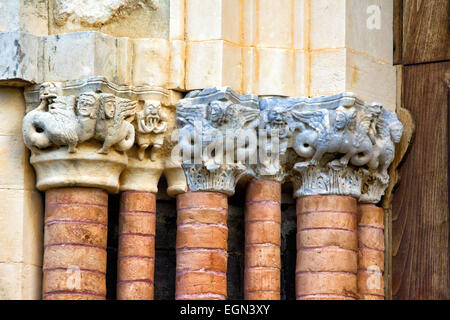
[0,0,401,300]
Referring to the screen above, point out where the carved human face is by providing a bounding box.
[144,102,160,119]
[269,107,287,128]
[39,83,58,100]
[209,102,224,123]
[104,100,115,119]
[77,96,95,117]
[335,111,347,129]
[391,124,403,143]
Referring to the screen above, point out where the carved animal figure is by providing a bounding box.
[22,82,79,153]
[95,94,137,154]
[367,109,403,183]
[136,100,168,161]
[292,106,375,168]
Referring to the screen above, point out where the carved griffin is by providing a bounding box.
[292,105,380,169]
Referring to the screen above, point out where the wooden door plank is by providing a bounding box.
[392,62,450,299]
[401,0,450,64]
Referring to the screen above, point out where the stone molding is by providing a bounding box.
[22,77,187,195]
[0,31,183,89]
[177,88,403,203]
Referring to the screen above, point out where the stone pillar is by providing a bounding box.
[21,77,187,300]
[357,204,385,300]
[43,188,108,300]
[176,191,228,300]
[282,93,404,300]
[244,179,281,300]
[295,195,357,300]
[117,191,156,300]
[117,93,186,300]
[176,87,259,300]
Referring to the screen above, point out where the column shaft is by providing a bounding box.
[357,204,385,300]
[117,191,156,300]
[43,188,108,300]
[296,195,358,300]
[244,179,281,300]
[176,191,228,300]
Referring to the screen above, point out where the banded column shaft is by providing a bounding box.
[244,179,281,300]
[43,188,108,300]
[117,191,156,300]
[296,195,358,300]
[176,191,228,300]
[357,204,385,300]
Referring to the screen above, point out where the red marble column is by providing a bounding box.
[43,188,108,300]
[175,191,228,300]
[357,204,385,300]
[117,191,156,300]
[296,195,358,300]
[244,179,281,300]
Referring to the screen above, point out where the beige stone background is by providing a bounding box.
[0,0,397,299]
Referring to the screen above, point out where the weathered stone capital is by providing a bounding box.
[176,87,259,195]
[22,77,186,194]
[177,89,403,202]
[284,93,403,203]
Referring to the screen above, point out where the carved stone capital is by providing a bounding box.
[176,87,259,195]
[282,92,403,202]
[23,77,186,194]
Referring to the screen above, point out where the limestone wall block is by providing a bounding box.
[169,40,186,90]
[346,0,394,64]
[186,0,240,44]
[0,0,48,36]
[133,38,170,87]
[256,47,295,96]
[186,40,242,91]
[0,189,43,266]
[170,0,185,40]
[0,32,41,85]
[0,262,42,300]
[256,0,293,48]
[311,0,347,50]
[346,50,396,112]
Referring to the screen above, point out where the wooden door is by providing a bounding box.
[392,0,449,299]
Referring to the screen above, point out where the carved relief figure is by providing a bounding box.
[367,109,404,183]
[75,92,99,143]
[95,94,137,154]
[22,82,79,153]
[259,105,295,175]
[135,100,168,161]
[202,101,230,171]
[292,106,376,169]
